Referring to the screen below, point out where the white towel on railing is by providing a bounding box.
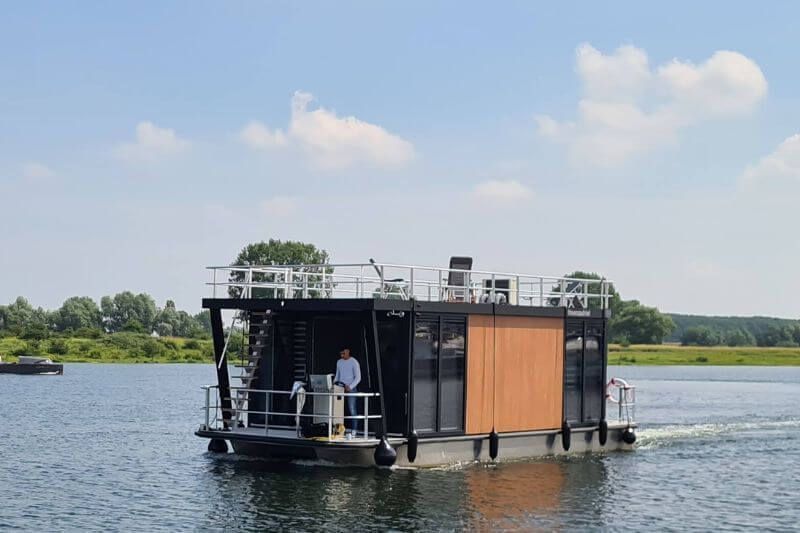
[290,381,306,399]
[291,381,306,429]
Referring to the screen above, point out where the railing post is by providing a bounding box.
[491,273,496,302]
[409,267,414,300]
[539,277,544,307]
[364,396,369,439]
[212,269,217,298]
[560,279,567,307]
[379,266,385,298]
[204,386,210,429]
[328,392,333,439]
[322,269,327,298]
[515,275,520,305]
[619,388,623,422]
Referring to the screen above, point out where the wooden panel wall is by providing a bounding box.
[494,316,564,432]
[465,315,495,434]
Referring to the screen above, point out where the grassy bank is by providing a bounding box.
[0,333,214,363]
[4,334,800,366]
[610,344,800,365]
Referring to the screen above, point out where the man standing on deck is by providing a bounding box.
[334,348,361,435]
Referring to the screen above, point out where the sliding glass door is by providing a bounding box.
[412,314,466,434]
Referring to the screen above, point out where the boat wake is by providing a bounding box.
[636,418,800,449]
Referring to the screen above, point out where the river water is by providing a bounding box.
[1,364,798,531]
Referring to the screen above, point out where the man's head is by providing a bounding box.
[339,348,351,360]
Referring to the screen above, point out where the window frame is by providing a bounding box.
[410,312,467,436]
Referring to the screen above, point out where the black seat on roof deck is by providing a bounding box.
[446,256,473,301]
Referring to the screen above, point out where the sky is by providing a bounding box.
[1,1,799,317]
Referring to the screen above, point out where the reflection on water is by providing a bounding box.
[1,364,799,531]
[198,453,611,531]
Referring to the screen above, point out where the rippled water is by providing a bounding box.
[1,365,798,531]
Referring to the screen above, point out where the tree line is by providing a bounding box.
[559,271,676,345]
[0,293,211,340]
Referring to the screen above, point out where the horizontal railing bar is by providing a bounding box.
[206,262,613,285]
[225,387,380,397]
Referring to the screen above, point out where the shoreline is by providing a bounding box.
[4,336,800,366]
[610,344,800,366]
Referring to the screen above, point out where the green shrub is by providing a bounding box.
[20,324,50,341]
[12,342,43,357]
[109,332,144,350]
[159,338,180,351]
[140,338,167,359]
[76,340,93,354]
[87,349,102,359]
[184,339,201,350]
[75,327,103,339]
[48,338,69,355]
[695,356,709,363]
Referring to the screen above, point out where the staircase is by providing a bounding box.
[291,320,309,382]
[231,311,272,427]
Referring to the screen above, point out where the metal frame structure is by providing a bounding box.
[202,385,382,441]
[207,262,613,309]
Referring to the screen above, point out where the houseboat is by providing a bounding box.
[195,258,637,467]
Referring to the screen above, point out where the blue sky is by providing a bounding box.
[2,2,799,317]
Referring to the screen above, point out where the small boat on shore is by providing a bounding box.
[0,355,64,375]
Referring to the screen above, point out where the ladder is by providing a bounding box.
[231,311,272,427]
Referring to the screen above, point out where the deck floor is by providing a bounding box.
[228,426,381,444]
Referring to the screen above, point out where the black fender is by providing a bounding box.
[208,438,228,453]
[374,437,397,467]
[407,431,418,463]
[561,421,571,451]
[598,419,609,446]
[622,426,637,445]
[489,429,499,460]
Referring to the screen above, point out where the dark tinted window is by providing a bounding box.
[564,324,583,424]
[413,318,438,433]
[439,318,465,432]
[583,326,604,423]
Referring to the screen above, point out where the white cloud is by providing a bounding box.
[740,133,800,188]
[21,162,56,181]
[240,91,415,170]
[538,44,767,167]
[115,121,190,161]
[261,195,298,217]
[239,121,287,149]
[471,179,533,205]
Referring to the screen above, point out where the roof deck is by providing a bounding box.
[207,261,613,310]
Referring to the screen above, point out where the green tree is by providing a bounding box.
[54,296,103,332]
[0,297,52,335]
[552,271,621,311]
[101,292,158,333]
[193,310,212,335]
[725,328,756,347]
[757,325,798,347]
[155,300,204,337]
[228,239,330,298]
[681,326,722,346]
[609,300,675,344]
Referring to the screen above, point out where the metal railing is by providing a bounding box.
[207,262,612,309]
[201,385,382,441]
[606,377,636,425]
